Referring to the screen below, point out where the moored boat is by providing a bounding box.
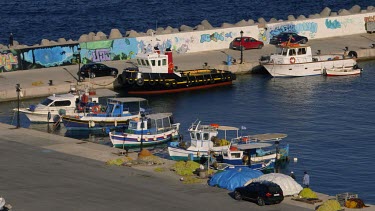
[109,113,180,149]
[61,97,148,131]
[260,42,359,77]
[323,65,363,76]
[117,48,236,94]
[167,120,239,161]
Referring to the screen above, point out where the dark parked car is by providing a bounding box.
[269,32,308,45]
[231,36,264,50]
[79,63,118,79]
[233,181,284,206]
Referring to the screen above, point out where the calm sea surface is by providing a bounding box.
[1,60,375,203]
[0,0,372,46]
[1,0,374,204]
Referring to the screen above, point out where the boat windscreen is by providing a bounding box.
[41,98,53,106]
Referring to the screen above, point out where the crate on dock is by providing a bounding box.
[336,192,358,206]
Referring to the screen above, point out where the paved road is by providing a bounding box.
[0,123,313,211]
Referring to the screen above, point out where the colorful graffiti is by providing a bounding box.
[269,22,318,37]
[325,19,341,29]
[364,15,375,22]
[0,52,18,72]
[200,32,225,43]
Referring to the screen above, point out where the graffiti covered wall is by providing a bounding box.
[1,12,374,72]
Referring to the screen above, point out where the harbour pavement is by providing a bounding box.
[1,33,375,102]
[2,122,374,211]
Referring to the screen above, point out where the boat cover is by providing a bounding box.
[208,168,263,191]
[251,173,303,196]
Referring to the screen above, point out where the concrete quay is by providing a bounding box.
[2,122,374,211]
[0,33,375,102]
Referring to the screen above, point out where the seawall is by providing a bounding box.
[0,7,375,73]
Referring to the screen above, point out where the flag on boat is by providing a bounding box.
[241,126,246,130]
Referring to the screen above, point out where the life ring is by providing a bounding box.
[136,78,144,86]
[92,105,100,114]
[290,57,296,64]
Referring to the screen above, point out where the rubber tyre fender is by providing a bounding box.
[117,75,125,85]
[348,51,358,58]
[149,78,156,86]
[127,77,135,85]
[136,78,144,86]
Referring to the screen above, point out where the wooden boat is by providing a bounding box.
[260,43,360,77]
[117,48,236,95]
[61,97,148,131]
[323,65,362,76]
[167,120,239,161]
[109,113,180,149]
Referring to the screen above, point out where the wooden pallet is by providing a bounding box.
[292,198,323,204]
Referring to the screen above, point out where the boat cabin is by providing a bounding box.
[270,44,313,64]
[90,97,148,117]
[136,48,174,74]
[188,121,219,149]
[127,113,179,135]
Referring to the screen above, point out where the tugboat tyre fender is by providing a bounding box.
[172,80,177,87]
[127,77,135,85]
[117,76,124,85]
[210,77,215,84]
[149,78,156,86]
[136,78,144,86]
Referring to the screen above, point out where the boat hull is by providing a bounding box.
[167,144,229,161]
[324,68,362,76]
[110,130,179,149]
[263,59,356,77]
[61,115,133,131]
[118,70,236,94]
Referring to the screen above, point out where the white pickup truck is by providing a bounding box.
[366,22,375,33]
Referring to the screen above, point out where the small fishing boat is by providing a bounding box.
[323,65,363,76]
[167,120,239,161]
[61,97,148,131]
[15,87,117,123]
[260,42,359,77]
[117,47,236,95]
[109,113,180,150]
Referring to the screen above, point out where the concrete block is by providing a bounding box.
[247,19,255,25]
[161,28,172,34]
[40,39,51,46]
[125,30,140,37]
[50,41,58,45]
[367,6,375,11]
[320,7,331,17]
[146,29,155,36]
[171,28,179,33]
[194,24,205,31]
[258,17,267,24]
[179,25,193,32]
[349,5,361,14]
[78,34,89,42]
[88,32,95,41]
[156,27,165,34]
[109,28,123,39]
[57,38,67,44]
[338,9,351,16]
[297,15,307,20]
[268,18,278,23]
[96,31,107,40]
[287,15,296,21]
[201,19,214,29]
[234,19,248,27]
[308,14,321,19]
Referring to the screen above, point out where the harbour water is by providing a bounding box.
[0,0,371,46]
[1,59,375,203]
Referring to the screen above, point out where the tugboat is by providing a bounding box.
[117,48,236,94]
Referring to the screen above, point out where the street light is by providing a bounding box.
[16,84,21,128]
[140,112,146,151]
[77,47,81,82]
[240,30,244,64]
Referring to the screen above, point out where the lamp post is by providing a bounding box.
[16,84,21,128]
[240,30,244,64]
[77,47,81,82]
[140,112,145,151]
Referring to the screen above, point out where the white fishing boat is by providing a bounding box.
[323,65,362,76]
[260,42,359,77]
[167,120,239,161]
[109,113,180,149]
[14,87,117,123]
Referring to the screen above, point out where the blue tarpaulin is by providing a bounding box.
[208,168,263,191]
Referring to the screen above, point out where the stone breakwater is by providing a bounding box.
[1,5,374,49]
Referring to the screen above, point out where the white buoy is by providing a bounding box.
[293,157,298,162]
